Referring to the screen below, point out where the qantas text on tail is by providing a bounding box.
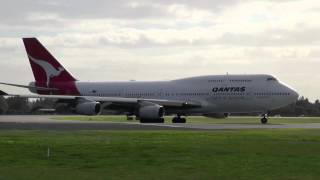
[0,38,299,124]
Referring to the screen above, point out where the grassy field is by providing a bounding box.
[54,115,320,124]
[1,129,320,179]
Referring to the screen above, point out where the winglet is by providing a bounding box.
[0,90,8,96]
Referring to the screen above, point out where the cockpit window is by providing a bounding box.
[267,77,277,81]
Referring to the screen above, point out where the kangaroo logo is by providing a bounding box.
[28,55,64,87]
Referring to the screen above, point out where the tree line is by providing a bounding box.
[0,96,56,115]
[0,96,320,116]
[269,97,320,117]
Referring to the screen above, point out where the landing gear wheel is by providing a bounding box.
[261,117,268,124]
[159,118,165,123]
[140,118,164,123]
[172,117,178,123]
[172,116,186,123]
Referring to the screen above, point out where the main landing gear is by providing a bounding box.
[172,115,186,123]
[260,114,268,124]
[140,118,165,123]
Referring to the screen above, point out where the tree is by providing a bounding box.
[6,97,30,114]
[29,98,56,114]
[269,97,320,117]
[0,96,8,114]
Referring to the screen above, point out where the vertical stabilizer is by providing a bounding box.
[23,38,76,88]
[22,38,79,95]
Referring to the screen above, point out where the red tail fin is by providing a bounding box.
[23,38,76,88]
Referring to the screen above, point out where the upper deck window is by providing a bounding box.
[229,79,252,83]
[208,80,224,83]
[267,77,277,81]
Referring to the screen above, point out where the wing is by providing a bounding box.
[1,91,202,110]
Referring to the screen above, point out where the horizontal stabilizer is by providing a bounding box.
[0,82,58,91]
[0,90,8,96]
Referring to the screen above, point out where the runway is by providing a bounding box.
[0,116,181,130]
[1,115,320,130]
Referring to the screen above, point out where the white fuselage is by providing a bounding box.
[73,74,299,115]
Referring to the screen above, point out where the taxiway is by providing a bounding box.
[1,115,320,130]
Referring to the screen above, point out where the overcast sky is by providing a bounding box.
[0,0,319,101]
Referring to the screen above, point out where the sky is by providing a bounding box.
[0,0,319,101]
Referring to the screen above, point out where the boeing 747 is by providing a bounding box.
[0,38,299,124]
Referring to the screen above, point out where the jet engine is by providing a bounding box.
[203,113,229,119]
[75,101,101,115]
[139,104,164,122]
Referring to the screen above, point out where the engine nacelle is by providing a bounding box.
[203,113,229,119]
[139,105,164,120]
[75,101,101,115]
[28,82,37,94]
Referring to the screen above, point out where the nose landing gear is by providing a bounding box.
[260,114,268,124]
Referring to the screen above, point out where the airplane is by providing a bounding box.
[0,38,299,124]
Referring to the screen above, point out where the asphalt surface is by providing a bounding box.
[0,116,182,130]
[1,115,320,130]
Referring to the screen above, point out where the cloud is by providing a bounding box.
[153,0,243,11]
[1,0,320,101]
[0,0,164,24]
[214,27,320,47]
[0,0,243,26]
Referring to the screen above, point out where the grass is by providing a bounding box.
[54,115,320,124]
[1,130,320,179]
[54,115,130,122]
